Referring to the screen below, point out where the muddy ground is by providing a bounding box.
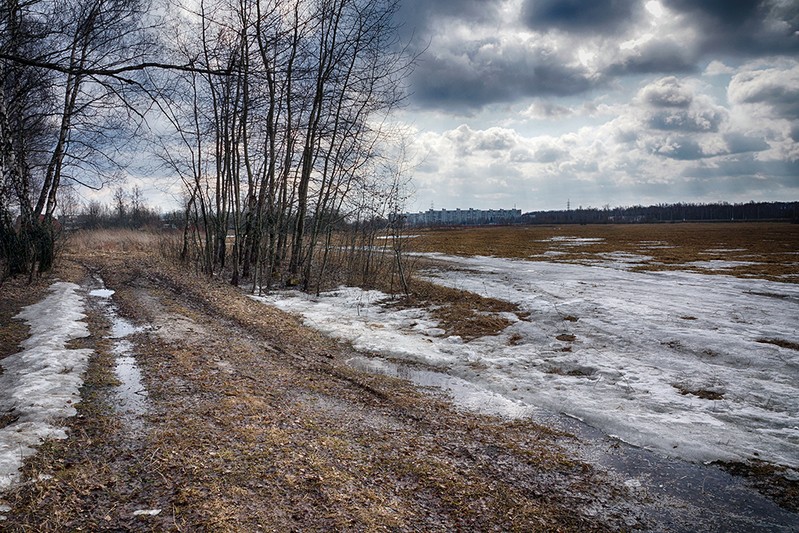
[1,251,649,531]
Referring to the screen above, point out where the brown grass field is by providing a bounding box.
[407,222,799,283]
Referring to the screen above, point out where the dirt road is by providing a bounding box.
[1,253,647,531]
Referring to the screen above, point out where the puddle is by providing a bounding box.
[88,279,149,434]
[347,354,799,532]
[111,341,148,431]
[110,316,142,339]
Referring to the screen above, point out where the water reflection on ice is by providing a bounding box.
[89,280,148,432]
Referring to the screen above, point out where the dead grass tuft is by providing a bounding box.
[64,228,161,256]
[389,278,522,340]
[0,275,60,359]
[757,338,799,351]
[673,384,725,400]
[716,460,799,512]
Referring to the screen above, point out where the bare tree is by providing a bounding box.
[1,0,159,278]
[157,0,413,292]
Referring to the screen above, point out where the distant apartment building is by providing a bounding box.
[402,208,522,227]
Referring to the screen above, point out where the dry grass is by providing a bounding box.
[0,258,87,360]
[409,223,799,283]
[384,278,524,340]
[64,228,162,255]
[757,338,799,351]
[673,385,725,401]
[3,230,796,529]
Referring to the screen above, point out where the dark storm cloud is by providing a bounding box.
[399,0,797,114]
[663,0,799,55]
[411,45,598,110]
[607,40,698,76]
[683,156,799,182]
[398,0,605,110]
[665,0,762,27]
[395,0,504,40]
[729,73,799,119]
[521,0,641,34]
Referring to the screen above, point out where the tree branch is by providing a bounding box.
[0,53,233,80]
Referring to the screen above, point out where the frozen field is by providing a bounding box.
[258,253,799,472]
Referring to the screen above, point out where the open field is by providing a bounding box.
[264,222,799,527]
[2,228,798,530]
[0,237,648,531]
[407,223,799,283]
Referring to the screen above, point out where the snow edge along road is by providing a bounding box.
[0,282,92,497]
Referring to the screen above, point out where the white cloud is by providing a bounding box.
[404,67,799,212]
[704,60,735,76]
[728,61,799,120]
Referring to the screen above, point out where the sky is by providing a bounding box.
[101,0,799,215]
[393,0,799,212]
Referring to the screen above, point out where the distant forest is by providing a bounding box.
[522,201,799,225]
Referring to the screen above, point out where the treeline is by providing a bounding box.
[72,187,164,230]
[1,0,414,290]
[523,201,799,225]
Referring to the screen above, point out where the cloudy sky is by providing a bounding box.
[393,0,799,212]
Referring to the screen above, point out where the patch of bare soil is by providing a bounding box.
[1,252,646,531]
[757,338,799,351]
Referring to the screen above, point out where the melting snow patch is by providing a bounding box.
[597,252,653,268]
[256,254,799,473]
[0,282,91,491]
[133,509,161,516]
[544,236,605,246]
[686,260,759,270]
[375,234,419,240]
[89,281,149,433]
[701,248,748,254]
[89,288,115,298]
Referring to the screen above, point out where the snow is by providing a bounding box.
[256,254,799,472]
[89,288,115,298]
[375,234,420,240]
[132,509,161,516]
[0,282,91,491]
[686,260,760,270]
[542,236,605,246]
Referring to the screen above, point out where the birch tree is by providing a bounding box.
[0,0,157,277]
